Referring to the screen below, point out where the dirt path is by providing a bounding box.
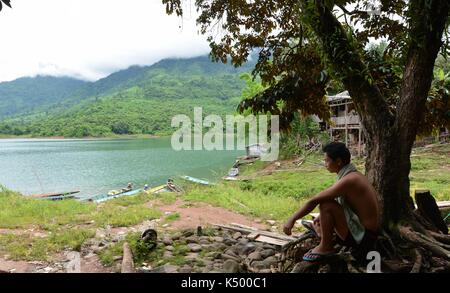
[154,199,268,230]
[0,259,38,273]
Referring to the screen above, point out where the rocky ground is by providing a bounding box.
[0,200,288,273]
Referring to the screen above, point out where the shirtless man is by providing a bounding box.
[283,142,379,262]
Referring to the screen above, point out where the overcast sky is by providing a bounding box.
[0,0,210,82]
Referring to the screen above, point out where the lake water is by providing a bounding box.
[0,138,244,198]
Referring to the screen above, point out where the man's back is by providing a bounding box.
[341,172,379,233]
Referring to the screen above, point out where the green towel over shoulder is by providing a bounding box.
[336,163,366,244]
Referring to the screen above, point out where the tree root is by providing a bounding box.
[399,226,450,261]
[429,231,450,245]
[410,248,423,273]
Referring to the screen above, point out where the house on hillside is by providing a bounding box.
[322,91,364,156]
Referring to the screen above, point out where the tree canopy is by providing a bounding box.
[163,0,449,134]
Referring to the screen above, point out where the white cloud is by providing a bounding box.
[0,0,210,82]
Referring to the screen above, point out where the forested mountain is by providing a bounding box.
[0,55,256,137]
[0,76,88,118]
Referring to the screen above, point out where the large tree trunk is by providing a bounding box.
[304,0,449,230]
[364,128,415,228]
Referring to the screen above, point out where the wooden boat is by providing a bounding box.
[30,190,80,198]
[145,184,169,194]
[92,188,143,203]
[39,194,76,201]
[180,175,213,186]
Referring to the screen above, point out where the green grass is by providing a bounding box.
[157,192,178,205]
[0,187,161,230]
[183,144,450,222]
[409,144,450,200]
[93,204,161,228]
[0,187,96,229]
[0,228,95,261]
[164,213,181,222]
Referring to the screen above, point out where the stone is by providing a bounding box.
[262,256,278,267]
[199,239,210,245]
[251,256,278,270]
[260,249,276,259]
[223,238,237,246]
[247,251,262,261]
[267,220,276,225]
[238,238,249,245]
[236,243,256,255]
[199,236,210,241]
[203,259,214,266]
[201,244,213,250]
[185,253,199,261]
[232,232,242,240]
[163,251,173,258]
[206,251,221,259]
[113,256,123,261]
[151,264,179,273]
[171,232,182,241]
[165,245,174,252]
[179,266,192,273]
[162,237,173,246]
[187,243,202,252]
[222,260,240,273]
[211,242,228,251]
[212,236,224,242]
[185,236,199,244]
[224,248,239,257]
[221,253,241,262]
[182,229,195,238]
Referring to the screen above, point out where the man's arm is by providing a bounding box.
[283,176,349,235]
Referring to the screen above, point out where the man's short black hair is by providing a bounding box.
[322,142,351,165]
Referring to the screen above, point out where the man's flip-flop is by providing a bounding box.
[302,249,336,262]
[301,220,319,238]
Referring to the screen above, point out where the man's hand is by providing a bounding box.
[283,219,295,235]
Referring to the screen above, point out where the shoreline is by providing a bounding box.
[0,134,164,140]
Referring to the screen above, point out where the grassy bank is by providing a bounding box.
[0,143,448,264]
[0,187,161,260]
[182,143,450,221]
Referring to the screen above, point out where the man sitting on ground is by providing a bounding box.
[283,142,380,262]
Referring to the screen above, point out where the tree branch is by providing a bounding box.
[301,0,394,138]
[397,0,450,152]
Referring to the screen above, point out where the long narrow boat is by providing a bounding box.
[82,188,143,203]
[39,194,76,201]
[180,175,213,186]
[145,184,169,194]
[30,190,80,198]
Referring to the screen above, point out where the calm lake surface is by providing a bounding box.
[0,138,244,197]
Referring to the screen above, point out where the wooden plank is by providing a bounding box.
[230,223,258,231]
[230,223,296,241]
[247,232,260,240]
[121,242,135,273]
[255,235,289,247]
[437,201,450,209]
[214,223,296,242]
